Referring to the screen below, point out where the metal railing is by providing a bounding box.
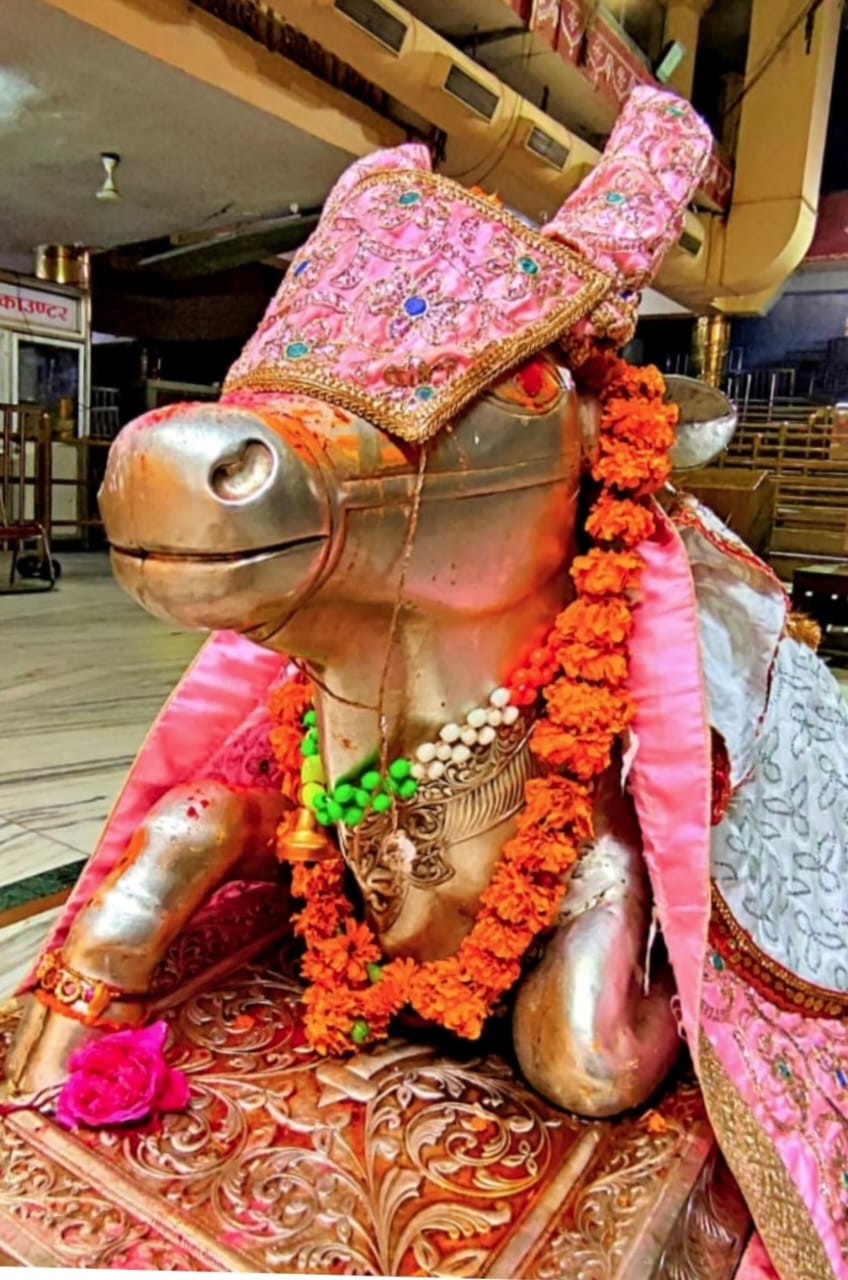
[714,396,848,574]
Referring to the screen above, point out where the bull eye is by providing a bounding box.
[209,439,275,502]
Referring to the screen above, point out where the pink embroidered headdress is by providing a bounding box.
[224,87,713,443]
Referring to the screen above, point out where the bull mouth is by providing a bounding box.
[109,534,327,564]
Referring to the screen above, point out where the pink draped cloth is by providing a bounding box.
[737,1234,781,1280]
[20,631,286,988]
[702,960,848,1279]
[627,504,848,1280]
[627,505,712,1058]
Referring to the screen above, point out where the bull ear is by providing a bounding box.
[541,87,713,293]
[664,375,737,470]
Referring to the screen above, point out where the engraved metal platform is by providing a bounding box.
[0,907,751,1275]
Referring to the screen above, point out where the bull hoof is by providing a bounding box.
[4,995,143,1097]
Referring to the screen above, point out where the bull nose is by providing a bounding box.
[100,402,330,556]
[209,439,275,502]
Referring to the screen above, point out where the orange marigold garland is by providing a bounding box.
[269,354,675,1055]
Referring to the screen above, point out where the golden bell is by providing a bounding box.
[276,807,336,864]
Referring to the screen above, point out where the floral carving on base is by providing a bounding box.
[0,951,746,1275]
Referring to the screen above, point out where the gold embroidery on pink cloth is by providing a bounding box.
[224,170,610,443]
[699,1035,837,1280]
[224,87,714,434]
[710,885,848,1019]
[700,959,848,1280]
[545,86,714,357]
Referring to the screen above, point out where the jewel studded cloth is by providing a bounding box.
[224,87,713,443]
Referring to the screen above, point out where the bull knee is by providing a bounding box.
[68,780,282,980]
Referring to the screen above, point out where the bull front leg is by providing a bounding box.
[5,780,285,1095]
[512,771,680,1117]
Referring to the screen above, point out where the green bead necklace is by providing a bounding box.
[298,708,418,828]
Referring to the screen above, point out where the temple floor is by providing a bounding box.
[0,551,201,996]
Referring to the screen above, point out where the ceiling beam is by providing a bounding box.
[39,0,404,158]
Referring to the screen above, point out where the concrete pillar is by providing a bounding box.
[662,0,713,100]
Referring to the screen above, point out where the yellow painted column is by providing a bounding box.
[691,315,731,387]
[715,0,841,305]
[662,0,713,100]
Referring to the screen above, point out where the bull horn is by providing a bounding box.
[541,86,713,296]
[664,375,737,470]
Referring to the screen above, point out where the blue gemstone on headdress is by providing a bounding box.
[414,385,435,401]
[605,191,627,205]
[398,190,421,206]
[293,260,310,277]
[709,952,724,970]
[666,104,685,117]
[518,256,539,275]
[285,341,310,360]
[404,295,427,317]
[776,1060,791,1080]
[837,1068,847,1087]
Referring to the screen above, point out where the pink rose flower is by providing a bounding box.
[56,1020,189,1129]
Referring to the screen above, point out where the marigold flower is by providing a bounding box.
[602,396,677,448]
[530,720,615,779]
[592,439,672,494]
[289,859,347,903]
[461,915,534,960]
[514,775,593,841]
[556,643,629,686]
[619,363,668,402]
[479,862,561,927]
[409,961,491,1040]
[371,956,419,1009]
[268,676,312,724]
[456,946,521,999]
[555,597,633,649]
[269,727,307,804]
[269,678,315,802]
[302,987,358,1056]
[358,984,398,1038]
[584,358,668,404]
[301,919,382,986]
[506,830,580,876]
[292,896,348,943]
[584,494,656,547]
[545,679,634,736]
[570,547,644,598]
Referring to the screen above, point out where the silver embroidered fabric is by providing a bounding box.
[676,496,786,788]
[711,637,848,991]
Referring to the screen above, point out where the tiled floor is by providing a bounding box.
[0,552,846,1001]
[0,550,201,994]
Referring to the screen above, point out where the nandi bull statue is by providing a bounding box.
[5,87,848,1280]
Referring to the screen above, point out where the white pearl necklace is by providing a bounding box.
[410,686,521,782]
